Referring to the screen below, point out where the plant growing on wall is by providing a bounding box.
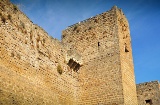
[13,4,18,11]
[57,64,63,75]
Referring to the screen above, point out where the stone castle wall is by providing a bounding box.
[0,0,159,105]
[136,81,160,105]
[62,7,124,105]
[116,8,138,105]
[0,0,79,104]
[62,6,137,105]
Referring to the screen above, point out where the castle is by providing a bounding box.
[0,0,160,105]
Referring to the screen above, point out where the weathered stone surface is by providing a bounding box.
[62,6,138,105]
[136,81,160,105]
[0,0,159,105]
[0,0,77,104]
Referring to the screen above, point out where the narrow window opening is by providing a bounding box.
[125,47,129,52]
[98,42,100,47]
[125,43,129,52]
[145,99,152,105]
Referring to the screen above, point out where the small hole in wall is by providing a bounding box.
[145,99,152,105]
[98,42,100,47]
[125,43,129,52]
[1,16,6,23]
[125,47,129,52]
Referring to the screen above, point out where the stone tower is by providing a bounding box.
[0,0,141,104]
[62,6,138,105]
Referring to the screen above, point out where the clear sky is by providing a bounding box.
[10,0,160,84]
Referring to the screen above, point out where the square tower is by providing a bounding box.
[62,6,138,105]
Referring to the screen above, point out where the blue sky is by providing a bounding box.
[10,0,160,84]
